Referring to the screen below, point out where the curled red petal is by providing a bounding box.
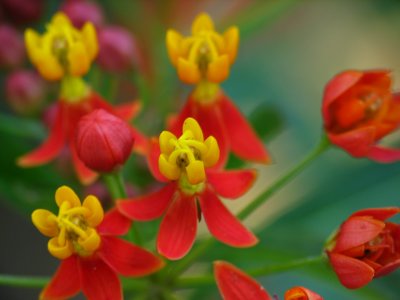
[40,256,80,300]
[327,252,374,289]
[214,261,272,300]
[99,236,164,277]
[157,193,197,260]
[284,286,323,300]
[199,188,258,247]
[117,183,176,221]
[146,137,169,182]
[114,101,141,121]
[367,146,400,163]
[219,93,270,163]
[207,169,257,199]
[70,142,98,185]
[79,256,122,300]
[334,216,385,252]
[98,208,131,236]
[350,207,400,221]
[374,258,400,277]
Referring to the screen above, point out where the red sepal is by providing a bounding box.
[284,286,323,300]
[98,208,132,236]
[114,101,141,120]
[367,146,400,163]
[199,188,258,247]
[70,142,98,185]
[214,261,272,300]
[350,207,400,221]
[146,137,169,182]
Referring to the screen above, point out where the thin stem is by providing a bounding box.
[0,275,49,288]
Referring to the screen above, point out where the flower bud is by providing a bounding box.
[62,0,104,28]
[0,24,24,68]
[76,109,134,172]
[5,70,46,115]
[97,26,138,72]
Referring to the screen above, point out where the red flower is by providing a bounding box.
[322,70,400,162]
[326,207,400,289]
[76,109,134,173]
[32,186,164,300]
[118,118,258,260]
[18,92,147,184]
[214,261,323,300]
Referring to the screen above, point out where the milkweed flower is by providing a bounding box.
[166,13,269,166]
[118,118,258,260]
[322,70,400,162]
[326,207,400,289]
[214,261,323,300]
[32,186,164,300]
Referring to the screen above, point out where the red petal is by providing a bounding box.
[18,104,65,167]
[115,101,141,120]
[351,207,400,221]
[374,258,400,277]
[327,126,375,157]
[157,193,197,260]
[79,256,122,300]
[327,252,374,289]
[207,169,257,199]
[99,236,164,276]
[214,261,272,300]
[367,146,400,163]
[219,93,270,163]
[284,286,323,300]
[146,137,169,182]
[334,216,385,252]
[40,256,80,300]
[98,208,132,236]
[131,127,149,156]
[199,188,258,247]
[70,142,98,185]
[117,183,176,221]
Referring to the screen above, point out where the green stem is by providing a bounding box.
[175,255,325,289]
[0,275,49,288]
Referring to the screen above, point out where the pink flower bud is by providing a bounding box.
[0,24,24,68]
[5,70,46,115]
[61,0,104,28]
[76,109,134,172]
[97,26,139,72]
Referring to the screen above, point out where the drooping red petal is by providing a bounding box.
[374,258,400,277]
[327,252,374,289]
[207,169,257,199]
[367,146,400,163]
[219,93,270,163]
[114,101,141,121]
[70,142,98,185]
[99,236,164,276]
[334,216,385,252]
[117,183,176,221]
[79,256,122,300]
[130,127,149,155]
[146,137,169,182]
[40,256,81,300]
[351,207,400,221]
[98,208,132,236]
[157,193,197,260]
[199,188,258,247]
[214,261,272,300]
[18,104,65,167]
[284,286,323,300]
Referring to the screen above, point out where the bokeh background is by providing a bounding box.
[0,0,400,299]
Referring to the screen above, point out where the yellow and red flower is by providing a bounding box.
[118,118,258,260]
[167,13,269,166]
[322,70,400,162]
[326,207,400,289]
[32,186,164,300]
[214,261,323,300]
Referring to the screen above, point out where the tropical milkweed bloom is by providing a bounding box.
[118,118,258,260]
[32,186,164,300]
[326,207,400,289]
[166,13,269,166]
[214,261,323,300]
[322,70,400,162]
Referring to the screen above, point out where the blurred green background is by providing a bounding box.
[1,0,400,299]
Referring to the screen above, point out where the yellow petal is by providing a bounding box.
[55,186,81,208]
[203,136,220,167]
[166,29,183,66]
[223,26,239,63]
[160,131,177,155]
[177,58,201,84]
[48,237,73,259]
[192,13,214,35]
[24,29,41,63]
[78,228,101,254]
[36,54,64,81]
[31,209,58,237]
[159,154,180,181]
[186,160,205,185]
[183,118,204,142]
[207,54,229,83]
[68,42,90,76]
[51,12,71,27]
[81,22,98,60]
[82,195,104,227]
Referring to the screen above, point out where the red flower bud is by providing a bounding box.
[0,24,24,68]
[326,207,400,289]
[61,0,104,28]
[5,70,46,115]
[322,70,400,162]
[75,109,134,172]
